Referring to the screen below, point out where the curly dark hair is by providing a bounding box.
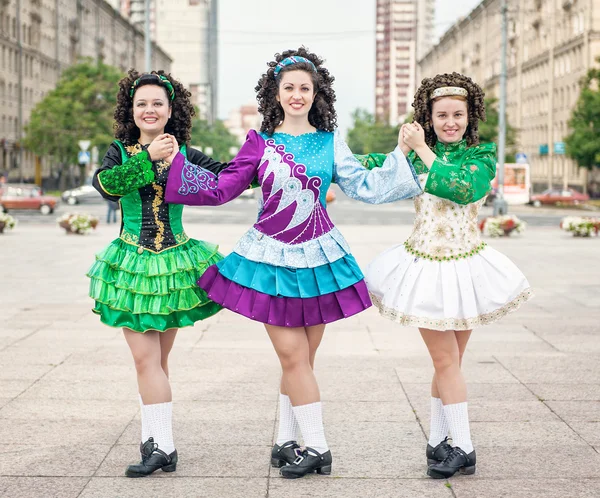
[255,47,337,135]
[114,69,195,145]
[412,72,486,148]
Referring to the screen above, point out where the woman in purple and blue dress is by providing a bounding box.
[163,47,422,478]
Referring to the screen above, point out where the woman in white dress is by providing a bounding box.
[363,73,532,479]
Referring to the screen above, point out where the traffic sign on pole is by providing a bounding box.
[78,140,91,151]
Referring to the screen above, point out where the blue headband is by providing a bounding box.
[273,56,317,78]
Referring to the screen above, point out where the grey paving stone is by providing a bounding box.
[319,381,408,402]
[323,401,417,423]
[269,478,453,498]
[173,400,275,422]
[569,422,600,446]
[325,421,425,449]
[525,383,600,401]
[470,421,584,446]
[0,418,127,446]
[19,378,136,400]
[467,445,600,479]
[0,362,55,381]
[118,418,274,446]
[0,477,88,498]
[95,444,269,477]
[403,382,537,402]
[450,478,600,498]
[170,381,277,401]
[0,379,35,398]
[545,400,600,422]
[0,398,138,423]
[496,355,600,384]
[2,444,112,477]
[80,477,267,498]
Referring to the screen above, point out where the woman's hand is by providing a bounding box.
[402,122,426,150]
[165,135,179,164]
[147,134,174,161]
[398,124,412,156]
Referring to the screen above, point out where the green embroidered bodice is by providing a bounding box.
[97,142,188,253]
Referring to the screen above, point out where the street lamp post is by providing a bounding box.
[493,0,509,216]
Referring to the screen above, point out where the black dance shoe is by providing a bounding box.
[125,437,178,478]
[426,437,453,465]
[427,446,476,479]
[279,447,332,479]
[271,441,301,468]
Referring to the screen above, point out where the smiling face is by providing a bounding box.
[276,70,316,121]
[132,84,171,139]
[431,96,468,144]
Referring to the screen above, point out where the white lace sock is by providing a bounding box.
[292,401,329,454]
[428,397,449,447]
[142,401,175,454]
[443,402,474,454]
[276,394,299,445]
[138,394,151,442]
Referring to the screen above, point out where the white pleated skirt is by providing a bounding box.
[364,244,532,331]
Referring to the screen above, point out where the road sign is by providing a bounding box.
[78,140,91,151]
[539,144,549,156]
[515,152,528,164]
[78,151,91,164]
[554,141,566,155]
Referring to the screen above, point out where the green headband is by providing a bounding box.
[129,74,175,101]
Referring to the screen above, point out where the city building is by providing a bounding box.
[375,0,436,125]
[0,0,171,182]
[418,0,600,192]
[115,0,218,123]
[223,102,261,145]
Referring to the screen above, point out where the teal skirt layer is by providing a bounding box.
[87,237,223,333]
[215,251,364,298]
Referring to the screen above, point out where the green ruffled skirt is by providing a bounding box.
[87,237,223,333]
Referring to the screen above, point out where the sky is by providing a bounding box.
[217,0,482,134]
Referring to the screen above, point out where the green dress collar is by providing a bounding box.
[434,139,468,158]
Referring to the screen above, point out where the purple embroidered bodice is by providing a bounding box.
[165,129,421,245]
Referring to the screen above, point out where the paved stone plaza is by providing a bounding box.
[0,220,599,497]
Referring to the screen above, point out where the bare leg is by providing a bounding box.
[420,328,465,405]
[124,328,172,404]
[159,328,178,378]
[280,324,325,394]
[266,324,319,405]
[431,329,472,396]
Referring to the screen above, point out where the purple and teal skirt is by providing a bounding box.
[198,227,371,327]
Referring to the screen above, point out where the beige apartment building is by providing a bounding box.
[419,0,600,192]
[376,0,436,124]
[0,0,171,182]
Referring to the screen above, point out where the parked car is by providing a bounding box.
[529,188,589,207]
[0,183,59,215]
[61,184,103,205]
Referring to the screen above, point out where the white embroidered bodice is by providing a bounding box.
[405,173,485,261]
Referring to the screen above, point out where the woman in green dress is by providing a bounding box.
[88,70,227,477]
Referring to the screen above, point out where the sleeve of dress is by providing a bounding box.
[354,151,428,175]
[424,142,497,205]
[165,130,260,206]
[186,147,228,175]
[93,144,155,199]
[332,131,422,204]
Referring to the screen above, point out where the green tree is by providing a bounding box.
[346,109,399,154]
[479,96,517,162]
[24,59,123,188]
[565,66,600,170]
[190,118,240,162]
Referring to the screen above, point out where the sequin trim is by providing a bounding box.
[120,231,139,245]
[152,183,165,251]
[404,241,487,261]
[233,226,351,268]
[174,232,189,244]
[370,289,534,331]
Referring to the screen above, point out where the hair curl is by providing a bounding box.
[255,47,337,135]
[114,69,195,145]
[412,72,486,148]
